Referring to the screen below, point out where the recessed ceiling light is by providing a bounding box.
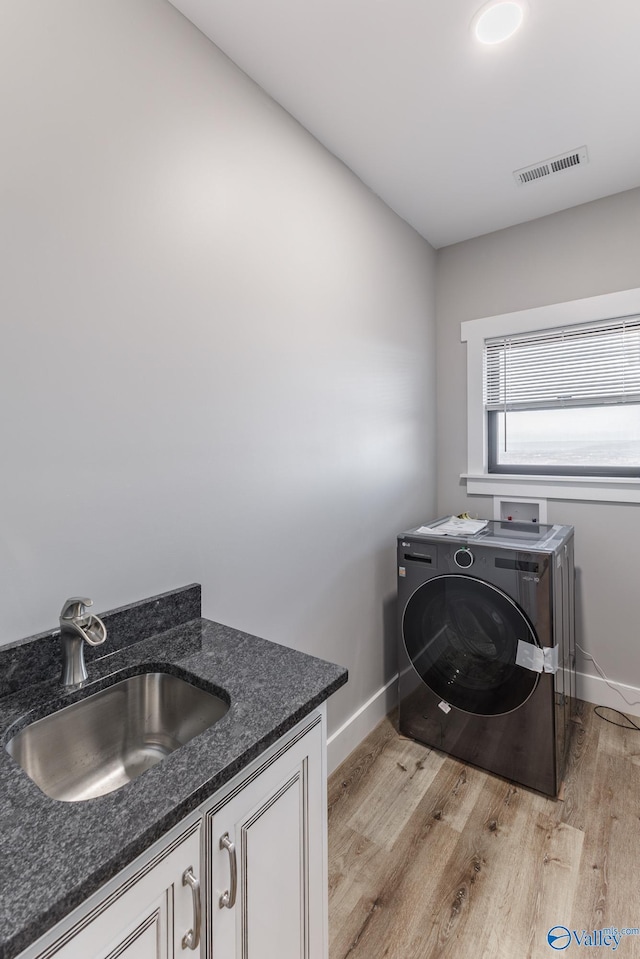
[472,0,528,45]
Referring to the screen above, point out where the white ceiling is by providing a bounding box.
[167,0,640,248]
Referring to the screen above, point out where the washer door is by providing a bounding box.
[402,574,539,716]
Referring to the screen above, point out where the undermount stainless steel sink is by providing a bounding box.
[6,672,229,802]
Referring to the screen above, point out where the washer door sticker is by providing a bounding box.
[543,645,559,674]
[516,641,544,673]
[515,641,559,674]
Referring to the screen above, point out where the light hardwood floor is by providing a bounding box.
[327,702,640,959]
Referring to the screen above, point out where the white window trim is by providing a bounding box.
[461,286,640,504]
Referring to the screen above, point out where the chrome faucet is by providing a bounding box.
[59,597,107,687]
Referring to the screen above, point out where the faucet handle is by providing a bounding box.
[60,597,93,621]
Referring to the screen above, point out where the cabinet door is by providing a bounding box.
[205,716,325,959]
[33,825,202,959]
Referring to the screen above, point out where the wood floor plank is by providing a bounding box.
[477,808,584,959]
[329,738,485,959]
[558,704,600,831]
[527,817,585,954]
[331,809,460,959]
[328,715,398,824]
[328,823,381,897]
[346,735,445,850]
[568,746,640,954]
[591,706,640,765]
[427,761,489,835]
[407,774,528,958]
[328,825,387,959]
[328,700,640,959]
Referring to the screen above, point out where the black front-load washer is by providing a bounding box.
[397,519,575,796]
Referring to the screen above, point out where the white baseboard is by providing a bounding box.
[325,669,640,779]
[326,674,398,775]
[576,669,640,714]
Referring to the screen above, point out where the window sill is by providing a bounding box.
[462,473,640,504]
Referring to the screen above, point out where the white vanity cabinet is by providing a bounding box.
[16,708,327,959]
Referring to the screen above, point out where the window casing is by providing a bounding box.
[460,287,640,504]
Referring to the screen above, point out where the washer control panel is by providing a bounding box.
[454,547,474,569]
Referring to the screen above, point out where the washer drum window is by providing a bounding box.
[402,575,539,716]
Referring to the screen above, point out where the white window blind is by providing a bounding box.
[484,315,640,412]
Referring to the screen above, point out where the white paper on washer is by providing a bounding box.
[414,516,489,537]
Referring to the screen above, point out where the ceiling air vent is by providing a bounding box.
[513,146,589,186]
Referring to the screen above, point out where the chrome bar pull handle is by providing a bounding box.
[182,866,201,950]
[219,832,237,909]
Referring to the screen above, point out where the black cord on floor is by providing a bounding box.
[594,705,640,730]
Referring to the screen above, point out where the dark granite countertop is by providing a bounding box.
[0,587,347,959]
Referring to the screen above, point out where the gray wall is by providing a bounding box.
[0,0,437,738]
[436,187,640,700]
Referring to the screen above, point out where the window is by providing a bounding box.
[485,317,640,476]
[461,287,640,504]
